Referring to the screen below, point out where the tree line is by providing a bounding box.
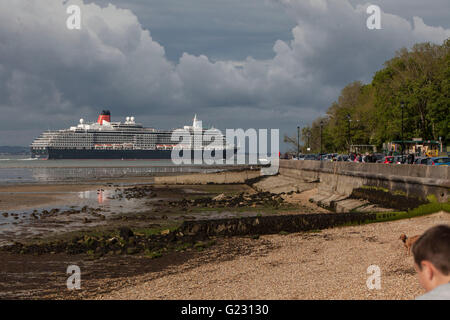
[285,39,450,154]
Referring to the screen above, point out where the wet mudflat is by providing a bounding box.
[0,181,319,299]
[0,182,312,246]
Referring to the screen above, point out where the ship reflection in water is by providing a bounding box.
[76,187,154,214]
[78,189,114,205]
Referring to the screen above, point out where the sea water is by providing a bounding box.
[0,155,234,184]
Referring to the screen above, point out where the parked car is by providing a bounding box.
[393,155,407,164]
[373,153,385,163]
[336,154,349,162]
[426,157,450,166]
[383,156,394,164]
[414,157,429,165]
[291,154,305,160]
[304,154,317,160]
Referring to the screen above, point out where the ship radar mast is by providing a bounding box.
[193,114,202,129]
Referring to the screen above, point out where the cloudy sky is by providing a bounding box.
[1,0,449,150]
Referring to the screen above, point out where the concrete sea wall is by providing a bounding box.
[154,169,261,185]
[279,160,449,203]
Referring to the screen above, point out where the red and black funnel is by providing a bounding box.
[97,110,111,124]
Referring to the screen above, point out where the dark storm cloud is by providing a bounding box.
[0,0,449,148]
[84,0,297,62]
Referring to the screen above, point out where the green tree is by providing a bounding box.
[373,41,450,143]
[303,38,450,152]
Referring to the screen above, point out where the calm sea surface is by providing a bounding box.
[0,155,251,184]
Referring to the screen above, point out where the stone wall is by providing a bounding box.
[154,169,260,185]
[179,212,377,237]
[279,160,449,203]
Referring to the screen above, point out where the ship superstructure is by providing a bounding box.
[31,110,235,159]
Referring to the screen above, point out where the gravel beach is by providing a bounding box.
[97,211,449,300]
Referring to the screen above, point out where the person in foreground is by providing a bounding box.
[412,224,450,300]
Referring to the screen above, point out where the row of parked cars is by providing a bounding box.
[383,156,450,166]
[293,153,450,166]
[414,156,449,166]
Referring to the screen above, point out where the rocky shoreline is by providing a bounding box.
[0,184,305,258]
[0,179,311,299]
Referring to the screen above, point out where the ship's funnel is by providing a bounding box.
[97,110,111,124]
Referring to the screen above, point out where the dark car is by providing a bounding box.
[414,157,428,165]
[304,154,317,160]
[373,153,385,163]
[393,155,407,164]
[336,154,349,161]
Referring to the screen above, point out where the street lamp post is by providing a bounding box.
[401,102,405,159]
[347,114,351,154]
[320,120,324,155]
[307,131,310,153]
[297,126,300,159]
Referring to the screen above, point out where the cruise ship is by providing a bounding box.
[30,110,236,159]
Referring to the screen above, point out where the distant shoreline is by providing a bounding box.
[0,145,30,156]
